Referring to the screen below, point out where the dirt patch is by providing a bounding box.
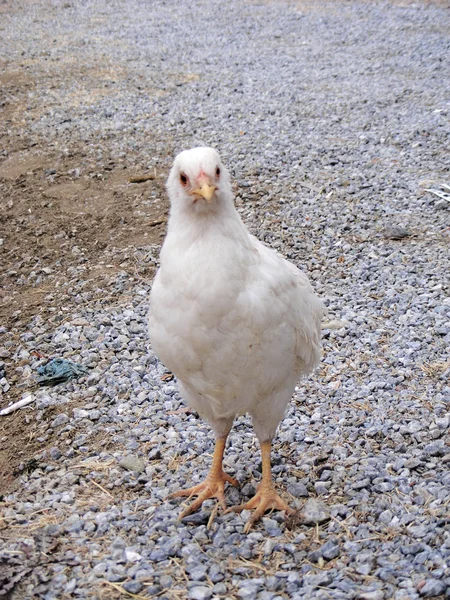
[0,150,47,179]
[0,147,168,330]
[0,43,176,494]
[0,393,123,497]
[0,139,172,490]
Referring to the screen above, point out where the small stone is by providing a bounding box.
[84,327,99,341]
[93,563,107,575]
[188,586,213,600]
[287,482,309,497]
[404,457,422,470]
[435,199,448,210]
[148,448,162,460]
[62,579,76,595]
[119,455,146,473]
[238,584,260,598]
[188,565,208,581]
[123,582,144,594]
[314,481,330,495]
[356,563,373,576]
[60,492,74,504]
[352,478,370,490]
[51,413,69,428]
[431,428,441,439]
[43,524,61,536]
[181,512,209,525]
[265,575,284,591]
[301,499,330,525]
[149,548,169,562]
[129,322,143,334]
[408,525,429,538]
[322,319,348,330]
[70,318,90,326]
[263,517,282,536]
[320,540,340,561]
[201,561,222,583]
[435,417,449,430]
[383,225,410,240]
[378,509,393,524]
[425,442,447,457]
[241,482,256,496]
[320,469,332,481]
[145,586,162,596]
[306,571,332,586]
[359,592,385,600]
[418,579,446,597]
[307,549,322,564]
[125,549,142,562]
[263,539,277,556]
[111,536,127,550]
[49,447,62,460]
[160,575,173,588]
[85,386,98,397]
[73,408,89,419]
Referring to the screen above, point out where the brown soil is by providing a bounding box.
[0,67,171,495]
[0,147,168,323]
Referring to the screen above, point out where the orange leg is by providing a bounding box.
[168,436,238,519]
[227,439,293,533]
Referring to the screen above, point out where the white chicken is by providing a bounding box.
[148,147,323,531]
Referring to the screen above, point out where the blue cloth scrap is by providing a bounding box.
[36,358,89,386]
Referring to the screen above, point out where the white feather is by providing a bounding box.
[148,147,323,441]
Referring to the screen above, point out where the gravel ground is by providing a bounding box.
[1,0,450,599]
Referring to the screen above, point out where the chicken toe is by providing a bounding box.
[168,436,238,518]
[228,482,293,533]
[226,439,293,532]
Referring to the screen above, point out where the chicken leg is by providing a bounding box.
[169,436,238,518]
[228,439,293,533]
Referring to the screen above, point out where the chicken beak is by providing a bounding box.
[192,183,216,203]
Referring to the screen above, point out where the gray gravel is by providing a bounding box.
[1,0,450,599]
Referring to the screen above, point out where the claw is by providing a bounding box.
[227,484,293,533]
[167,436,238,518]
[169,472,238,519]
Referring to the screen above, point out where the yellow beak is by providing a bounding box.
[192,183,216,203]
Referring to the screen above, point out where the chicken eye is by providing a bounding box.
[180,173,188,186]
[216,167,220,178]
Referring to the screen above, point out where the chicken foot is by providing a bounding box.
[227,439,293,533]
[169,436,238,519]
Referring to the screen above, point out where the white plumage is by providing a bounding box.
[148,147,323,530]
